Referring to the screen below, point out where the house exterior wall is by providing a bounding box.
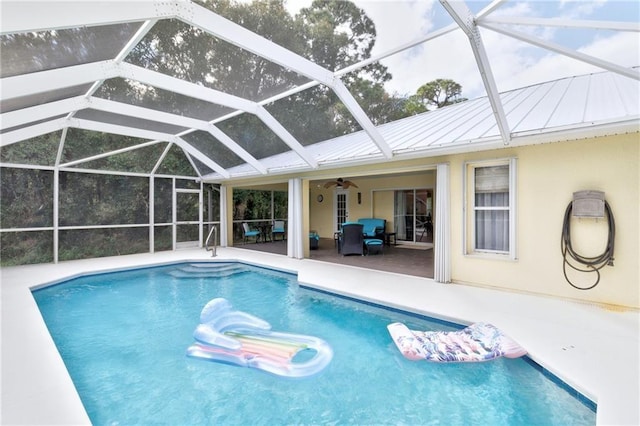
[238,132,638,309]
[447,133,639,309]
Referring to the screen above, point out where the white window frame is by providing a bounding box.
[464,158,517,260]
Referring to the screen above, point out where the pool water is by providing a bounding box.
[33,262,596,425]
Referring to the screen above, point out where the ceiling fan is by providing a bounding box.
[323,178,358,189]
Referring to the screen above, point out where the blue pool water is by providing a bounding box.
[33,262,596,425]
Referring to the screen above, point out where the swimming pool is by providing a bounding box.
[33,262,596,425]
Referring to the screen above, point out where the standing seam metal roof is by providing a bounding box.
[208,69,639,180]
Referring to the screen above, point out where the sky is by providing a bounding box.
[284,0,640,100]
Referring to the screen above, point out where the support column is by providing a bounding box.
[434,163,451,283]
[219,185,228,247]
[287,178,304,259]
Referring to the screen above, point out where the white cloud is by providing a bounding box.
[282,0,638,101]
[354,0,438,55]
[368,1,639,99]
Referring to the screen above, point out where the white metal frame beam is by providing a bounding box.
[1,95,268,174]
[2,0,392,165]
[68,117,230,178]
[440,0,511,145]
[1,118,67,147]
[1,61,119,101]
[478,22,640,81]
[0,1,163,34]
[1,61,316,170]
[480,16,640,32]
[184,1,392,159]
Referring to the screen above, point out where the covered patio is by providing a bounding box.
[237,236,434,278]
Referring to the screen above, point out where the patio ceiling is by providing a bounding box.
[1,0,638,182]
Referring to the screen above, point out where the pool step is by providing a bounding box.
[169,263,247,278]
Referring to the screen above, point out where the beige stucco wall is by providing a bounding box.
[227,132,638,309]
[447,133,638,309]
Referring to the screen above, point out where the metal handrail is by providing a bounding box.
[205,225,217,257]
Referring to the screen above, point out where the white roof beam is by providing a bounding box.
[118,63,258,113]
[205,125,268,175]
[0,1,168,34]
[76,20,160,110]
[0,61,119,102]
[0,118,66,147]
[255,106,318,169]
[480,16,640,32]
[85,98,268,175]
[476,0,507,20]
[182,2,392,158]
[69,117,175,142]
[1,96,88,129]
[183,2,335,86]
[88,97,209,131]
[174,137,230,178]
[1,61,298,174]
[480,22,640,81]
[117,65,312,171]
[68,117,228,177]
[440,0,512,145]
[331,80,393,158]
[60,140,163,168]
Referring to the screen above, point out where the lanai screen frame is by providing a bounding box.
[1,0,638,264]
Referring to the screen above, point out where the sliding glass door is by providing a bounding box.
[394,189,433,244]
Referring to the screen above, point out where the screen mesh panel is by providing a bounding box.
[0,131,62,166]
[0,23,143,78]
[128,19,310,102]
[58,172,149,226]
[0,168,54,228]
[0,84,93,113]
[74,109,188,134]
[94,78,236,122]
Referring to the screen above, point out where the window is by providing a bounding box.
[466,159,517,259]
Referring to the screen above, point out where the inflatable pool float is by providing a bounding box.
[388,322,527,362]
[186,298,333,377]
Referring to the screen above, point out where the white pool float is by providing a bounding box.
[388,322,527,362]
[187,298,333,377]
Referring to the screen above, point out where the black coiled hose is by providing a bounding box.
[561,200,615,290]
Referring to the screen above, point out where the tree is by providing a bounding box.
[296,0,396,133]
[413,78,468,111]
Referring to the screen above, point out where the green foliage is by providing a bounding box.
[232,188,287,242]
[77,143,167,173]
[0,168,53,228]
[63,129,148,164]
[154,178,173,223]
[58,228,149,261]
[154,226,173,251]
[156,145,197,176]
[414,78,468,110]
[58,172,149,226]
[0,231,53,266]
[0,132,61,166]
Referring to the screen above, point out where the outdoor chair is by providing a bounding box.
[242,222,260,244]
[364,239,384,255]
[272,220,286,241]
[309,231,319,250]
[340,223,364,256]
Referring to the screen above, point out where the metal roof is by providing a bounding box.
[1,0,638,182]
[209,69,639,180]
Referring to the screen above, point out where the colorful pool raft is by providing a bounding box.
[388,322,527,362]
[186,298,333,377]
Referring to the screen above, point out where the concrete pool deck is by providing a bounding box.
[1,248,638,425]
